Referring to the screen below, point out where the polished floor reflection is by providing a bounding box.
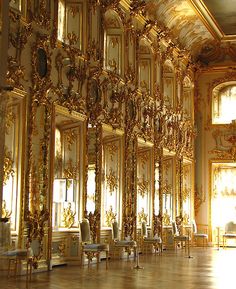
[1,247,236,289]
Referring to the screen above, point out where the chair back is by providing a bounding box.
[172,221,179,236]
[225,221,236,233]
[80,219,91,243]
[30,239,40,258]
[112,220,119,240]
[141,222,148,238]
[192,220,197,234]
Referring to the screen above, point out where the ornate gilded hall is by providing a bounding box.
[1,1,236,288]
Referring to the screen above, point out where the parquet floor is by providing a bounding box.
[1,247,236,289]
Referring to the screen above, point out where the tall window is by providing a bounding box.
[211,163,236,246]
[212,164,236,228]
[212,84,236,124]
[57,0,83,49]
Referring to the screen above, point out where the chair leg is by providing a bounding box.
[96,252,99,270]
[105,251,108,270]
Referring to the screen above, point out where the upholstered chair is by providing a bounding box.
[222,221,236,248]
[111,220,137,259]
[80,218,109,269]
[2,238,40,286]
[192,220,208,247]
[141,222,162,254]
[171,221,190,252]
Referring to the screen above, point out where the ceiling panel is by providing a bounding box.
[203,0,236,35]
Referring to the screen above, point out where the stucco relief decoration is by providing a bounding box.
[105,142,118,161]
[31,34,52,104]
[137,176,149,198]
[145,0,213,57]
[211,123,236,160]
[105,206,117,227]
[130,0,147,17]
[87,78,103,124]
[198,41,236,64]
[3,147,15,185]
[194,185,205,216]
[106,168,118,194]
[33,0,51,29]
[63,159,79,180]
[138,208,148,224]
[5,106,16,135]
[62,203,76,228]
[1,200,12,219]
[64,129,77,151]
[55,51,86,113]
[7,20,32,89]
[26,206,49,268]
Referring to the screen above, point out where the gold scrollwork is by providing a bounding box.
[63,159,79,180]
[138,208,147,224]
[106,168,118,194]
[62,203,76,228]
[5,105,16,135]
[2,200,12,219]
[105,206,117,227]
[3,147,15,185]
[182,213,189,225]
[64,128,78,151]
[137,176,149,198]
[162,211,171,226]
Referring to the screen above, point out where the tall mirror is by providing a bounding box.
[52,105,85,230]
[136,139,153,228]
[101,125,123,229]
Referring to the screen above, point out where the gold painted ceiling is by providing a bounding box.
[145,0,236,64]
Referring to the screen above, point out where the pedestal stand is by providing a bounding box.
[133,246,144,270]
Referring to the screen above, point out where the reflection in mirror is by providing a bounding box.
[52,106,83,230]
[136,140,153,227]
[182,161,192,225]
[154,162,160,215]
[87,164,96,214]
[101,127,123,228]
[2,90,26,235]
[162,157,173,226]
[87,128,96,214]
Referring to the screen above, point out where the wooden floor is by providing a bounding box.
[1,247,236,289]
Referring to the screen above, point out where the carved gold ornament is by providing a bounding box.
[64,128,78,151]
[163,211,171,226]
[137,177,149,198]
[138,208,148,224]
[5,106,16,135]
[62,203,76,228]
[63,158,79,180]
[105,206,117,227]
[58,242,66,256]
[182,185,191,202]
[3,147,15,185]
[2,200,12,219]
[26,207,49,268]
[182,213,189,225]
[106,168,118,194]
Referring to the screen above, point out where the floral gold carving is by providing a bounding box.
[163,211,171,226]
[64,129,77,151]
[106,168,118,194]
[105,206,117,227]
[62,203,76,228]
[63,159,79,180]
[3,147,15,185]
[2,200,12,219]
[138,208,147,224]
[137,176,149,198]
